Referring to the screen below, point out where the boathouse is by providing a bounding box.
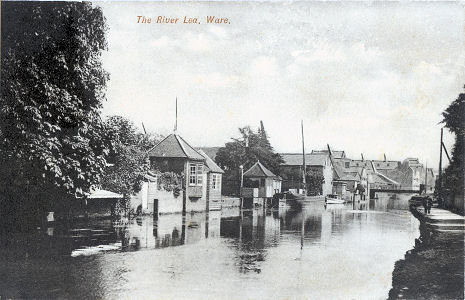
[75,189,123,219]
[241,161,281,208]
[132,133,222,215]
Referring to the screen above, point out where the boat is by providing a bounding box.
[325,194,345,204]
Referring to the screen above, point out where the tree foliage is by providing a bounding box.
[441,90,465,199]
[305,169,325,196]
[0,2,109,230]
[101,116,161,213]
[216,124,283,175]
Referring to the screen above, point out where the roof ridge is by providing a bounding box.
[146,134,171,154]
[257,161,266,173]
[174,134,189,157]
[177,134,205,159]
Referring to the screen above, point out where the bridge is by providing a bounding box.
[370,188,420,199]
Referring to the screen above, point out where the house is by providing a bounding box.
[197,149,224,211]
[280,153,333,196]
[332,157,401,172]
[241,161,282,208]
[132,133,213,215]
[377,158,425,191]
[325,149,373,200]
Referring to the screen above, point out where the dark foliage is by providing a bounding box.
[102,116,162,214]
[440,90,465,203]
[216,124,283,175]
[0,2,108,231]
[305,169,325,196]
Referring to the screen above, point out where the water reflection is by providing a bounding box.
[0,196,420,299]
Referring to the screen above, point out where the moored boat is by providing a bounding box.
[325,194,345,204]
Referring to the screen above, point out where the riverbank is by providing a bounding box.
[389,206,464,299]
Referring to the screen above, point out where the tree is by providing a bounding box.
[216,124,283,175]
[440,89,465,207]
[101,116,161,214]
[305,169,325,196]
[0,2,109,231]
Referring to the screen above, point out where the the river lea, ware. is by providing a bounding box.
[0,195,420,299]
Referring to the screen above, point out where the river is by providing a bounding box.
[0,194,419,299]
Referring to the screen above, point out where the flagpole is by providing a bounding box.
[174,97,178,132]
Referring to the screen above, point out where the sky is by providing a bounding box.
[98,1,464,168]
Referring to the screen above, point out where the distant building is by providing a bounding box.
[377,158,427,191]
[280,153,333,196]
[333,157,401,172]
[311,149,346,159]
[330,157,369,200]
[131,133,224,215]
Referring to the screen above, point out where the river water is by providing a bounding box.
[0,194,419,300]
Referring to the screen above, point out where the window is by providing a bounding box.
[211,174,221,190]
[189,165,196,185]
[197,165,203,185]
[345,162,350,168]
[189,163,203,186]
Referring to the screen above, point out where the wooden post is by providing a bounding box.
[425,161,428,193]
[182,161,187,216]
[438,128,443,207]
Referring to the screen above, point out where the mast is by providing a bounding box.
[438,128,443,206]
[301,120,306,193]
[141,122,147,135]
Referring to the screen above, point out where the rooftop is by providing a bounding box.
[244,161,277,178]
[311,149,346,158]
[197,149,224,173]
[148,133,205,161]
[280,153,330,167]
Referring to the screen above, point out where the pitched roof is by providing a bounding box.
[311,149,346,158]
[280,153,330,167]
[88,189,123,199]
[243,161,276,178]
[147,133,205,161]
[197,149,224,173]
[369,172,400,186]
[338,173,360,181]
